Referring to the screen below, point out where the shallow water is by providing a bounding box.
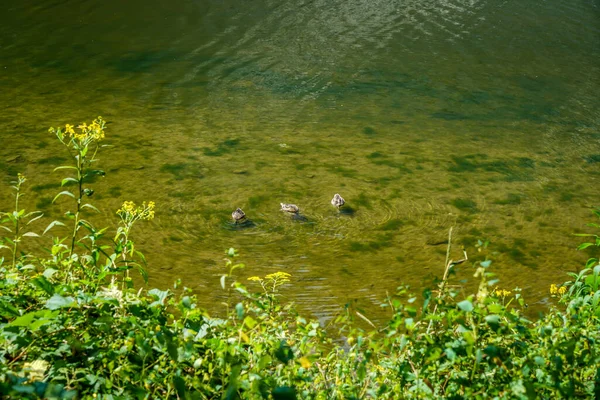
[1,0,599,322]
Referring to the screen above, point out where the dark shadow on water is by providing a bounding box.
[291,213,309,222]
[338,206,356,216]
[225,219,256,230]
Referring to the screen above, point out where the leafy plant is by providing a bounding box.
[0,174,43,268]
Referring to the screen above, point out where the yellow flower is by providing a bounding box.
[550,284,558,295]
[65,124,75,135]
[248,276,262,281]
[117,200,155,221]
[494,288,511,297]
[265,272,291,281]
[558,286,567,295]
[298,356,312,369]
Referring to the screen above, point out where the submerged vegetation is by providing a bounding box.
[1,119,600,399]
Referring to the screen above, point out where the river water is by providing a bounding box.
[1,0,599,322]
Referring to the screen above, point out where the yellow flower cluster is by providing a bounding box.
[549,284,567,295]
[248,272,291,283]
[117,200,156,220]
[248,271,292,294]
[494,289,512,297]
[265,271,291,282]
[72,116,105,142]
[49,116,106,145]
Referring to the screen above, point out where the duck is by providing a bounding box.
[231,208,246,223]
[331,193,345,209]
[280,203,299,213]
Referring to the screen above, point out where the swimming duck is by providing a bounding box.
[331,193,345,209]
[232,208,246,223]
[280,203,299,213]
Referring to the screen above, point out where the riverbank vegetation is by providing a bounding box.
[1,119,599,399]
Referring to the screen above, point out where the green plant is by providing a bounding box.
[0,174,43,268]
[49,117,106,257]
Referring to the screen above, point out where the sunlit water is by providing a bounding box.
[1,0,599,322]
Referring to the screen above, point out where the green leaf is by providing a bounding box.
[462,330,475,345]
[487,303,504,314]
[25,213,44,225]
[577,243,595,250]
[235,302,244,319]
[45,294,75,310]
[458,300,474,312]
[148,288,169,307]
[244,316,257,329]
[53,166,79,171]
[272,386,297,400]
[173,376,186,398]
[81,203,100,213]
[22,232,40,237]
[220,275,226,290]
[9,310,58,331]
[52,190,75,203]
[61,177,79,187]
[43,220,66,235]
[9,311,36,327]
[135,264,148,284]
[0,301,20,318]
[43,268,58,279]
[31,275,55,295]
[274,341,294,364]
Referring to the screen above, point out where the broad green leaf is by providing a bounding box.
[9,311,36,327]
[487,303,504,314]
[458,300,474,312]
[43,268,58,279]
[235,302,244,319]
[462,330,475,345]
[31,275,55,295]
[272,386,296,400]
[0,301,20,318]
[45,294,75,310]
[148,288,169,307]
[244,316,257,329]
